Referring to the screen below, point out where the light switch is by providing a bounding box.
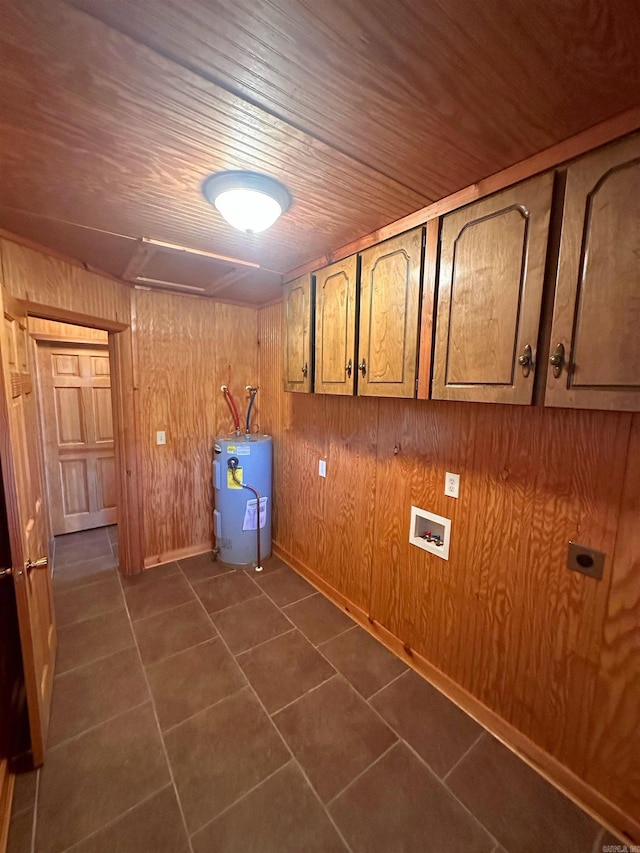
[156,430,166,445]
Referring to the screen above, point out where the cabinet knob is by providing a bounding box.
[345,359,352,378]
[549,343,565,378]
[518,344,533,378]
[301,363,308,378]
[358,358,367,377]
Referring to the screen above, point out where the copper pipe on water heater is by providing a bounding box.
[228,458,263,572]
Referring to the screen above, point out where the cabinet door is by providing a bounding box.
[314,255,358,395]
[358,228,423,398]
[432,173,554,404]
[283,273,313,393]
[545,134,640,411]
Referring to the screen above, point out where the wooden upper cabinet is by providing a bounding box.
[283,273,314,393]
[358,228,424,398]
[314,255,358,395]
[545,134,640,411]
[432,173,554,404]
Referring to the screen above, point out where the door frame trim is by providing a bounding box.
[0,760,15,853]
[34,340,116,537]
[23,301,142,574]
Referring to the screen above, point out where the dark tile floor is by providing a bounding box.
[7,526,617,852]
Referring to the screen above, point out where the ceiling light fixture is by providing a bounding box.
[202,170,292,234]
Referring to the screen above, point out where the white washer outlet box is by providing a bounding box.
[156,430,166,445]
[318,459,327,478]
[409,506,451,560]
[445,472,460,498]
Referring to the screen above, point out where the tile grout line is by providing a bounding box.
[144,635,221,669]
[176,551,504,852]
[131,596,211,626]
[57,785,176,853]
[303,596,502,849]
[365,667,410,700]
[115,570,197,853]
[591,828,605,853]
[254,556,606,849]
[268,672,340,717]
[56,602,125,630]
[55,536,608,852]
[230,625,297,658]
[315,623,359,649]
[128,596,201,624]
[399,737,502,850]
[52,566,120,594]
[324,741,400,808]
[220,655,354,852]
[255,570,320,610]
[441,730,487,782]
[287,619,358,650]
[202,590,266,619]
[293,605,409,699]
[189,760,298,842]
[29,768,39,853]
[331,647,501,849]
[159,685,252,737]
[107,529,117,561]
[52,641,137,679]
[47,698,152,753]
[299,561,599,852]
[178,561,355,853]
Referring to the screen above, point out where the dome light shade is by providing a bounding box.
[202,171,292,234]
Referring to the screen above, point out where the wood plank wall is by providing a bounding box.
[1,240,130,327]
[134,290,258,565]
[0,238,259,569]
[258,301,640,835]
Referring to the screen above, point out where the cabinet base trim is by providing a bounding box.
[142,541,212,569]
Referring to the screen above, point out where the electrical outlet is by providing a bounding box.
[156,430,166,445]
[318,459,327,478]
[445,472,460,498]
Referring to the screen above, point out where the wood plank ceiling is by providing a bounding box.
[0,0,638,304]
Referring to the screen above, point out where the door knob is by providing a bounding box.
[0,567,12,579]
[26,557,48,574]
[345,359,352,378]
[358,358,367,377]
[301,362,308,378]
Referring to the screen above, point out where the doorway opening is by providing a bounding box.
[29,318,120,568]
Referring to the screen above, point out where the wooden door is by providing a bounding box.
[432,172,554,404]
[314,255,358,396]
[545,134,640,411]
[358,228,423,398]
[37,344,116,534]
[283,273,314,393]
[0,291,55,767]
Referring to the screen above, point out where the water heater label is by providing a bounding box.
[243,497,268,531]
[234,444,251,456]
[227,467,243,489]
